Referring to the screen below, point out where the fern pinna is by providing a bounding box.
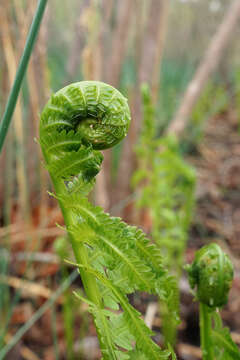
[39,81,177,359]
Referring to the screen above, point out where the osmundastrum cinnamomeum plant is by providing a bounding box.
[186,243,240,360]
[132,84,195,346]
[39,81,177,359]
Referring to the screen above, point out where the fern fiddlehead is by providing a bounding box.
[39,81,176,359]
[186,243,239,360]
[187,243,233,309]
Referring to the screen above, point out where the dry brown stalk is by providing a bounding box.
[81,1,116,210]
[4,334,42,360]
[93,2,116,210]
[115,0,170,211]
[144,302,158,329]
[178,343,202,359]
[66,0,90,82]
[107,0,134,87]
[167,0,240,138]
[0,4,30,222]
[0,207,61,238]
[33,5,51,223]
[139,0,167,85]
[151,0,169,104]
[12,0,50,225]
[20,346,41,360]
[99,0,114,81]
[13,0,41,124]
[81,2,102,80]
[0,227,64,244]
[0,275,63,303]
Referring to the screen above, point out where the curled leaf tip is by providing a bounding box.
[40,81,131,150]
[186,243,233,308]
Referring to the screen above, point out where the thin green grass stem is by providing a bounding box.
[0,0,48,153]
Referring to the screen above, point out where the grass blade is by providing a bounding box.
[0,0,48,153]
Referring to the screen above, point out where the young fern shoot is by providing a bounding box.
[132,84,195,346]
[39,81,177,359]
[187,243,240,360]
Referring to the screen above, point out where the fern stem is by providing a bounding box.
[200,303,214,360]
[51,178,102,305]
[50,176,106,350]
[0,0,47,153]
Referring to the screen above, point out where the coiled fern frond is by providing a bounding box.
[187,243,240,360]
[187,243,233,308]
[39,81,177,359]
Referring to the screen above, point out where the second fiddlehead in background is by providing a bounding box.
[187,243,240,360]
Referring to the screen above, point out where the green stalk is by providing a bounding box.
[3,129,14,238]
[0,0,48,153]
[50,177,106,351]
[200,303,215,360]
[52,178,103,307]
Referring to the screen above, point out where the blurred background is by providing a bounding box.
[1,0,240,359]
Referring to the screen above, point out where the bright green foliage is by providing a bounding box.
[40,80,131,150]
[133,84,196,277]
[132,84,196,345]
[186,243,233,308]
[39,81,176,359]
[212,312,240,360]
[187,244,240,360]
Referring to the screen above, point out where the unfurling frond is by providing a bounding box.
[39,81,176,359]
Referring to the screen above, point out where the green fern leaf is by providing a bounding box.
[79,264,170,360]
[47,145,103,181]
[213,327,240,359]
[65,194,163,293]
[40,130,83,154]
